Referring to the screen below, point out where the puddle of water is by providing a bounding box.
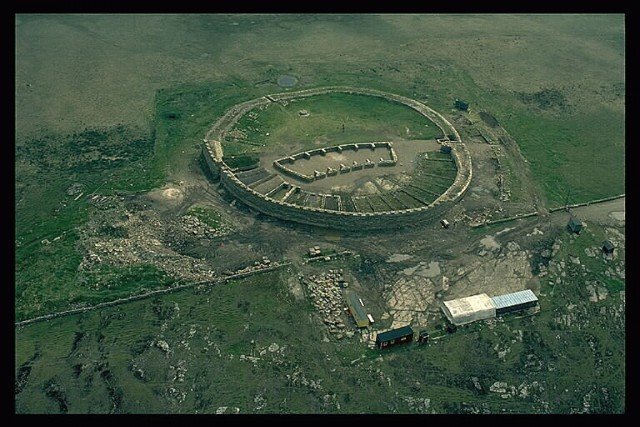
[277,75,298,88]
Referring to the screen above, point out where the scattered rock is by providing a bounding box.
[268,343,280,353]
[155,340,170,353]
[506,241,520,252]
[490,381,508,394]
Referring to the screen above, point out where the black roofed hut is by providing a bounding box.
[567,217,583,234]
[455,99,469,111]
[602,240,615,255]
[375,325,414,349]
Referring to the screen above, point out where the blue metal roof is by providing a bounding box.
[491,289,538,310]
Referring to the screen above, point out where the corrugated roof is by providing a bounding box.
[441,293,496,325]
[376,325,414,342]
[442,294,495,316]
[491,289,538,310]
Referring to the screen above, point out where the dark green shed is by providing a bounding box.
[375,325,414,349]
[568,217,583,234]
[455,99,469,111]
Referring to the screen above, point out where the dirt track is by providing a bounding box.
[551,197,625,227]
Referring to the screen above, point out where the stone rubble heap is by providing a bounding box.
[302,270,351,338]
[76,196,233,285]
[231,257,274,276]
[180,215,231,238]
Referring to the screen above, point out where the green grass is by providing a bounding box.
[408,152,457,198]
[14,67,625,328]
[552,223,625,294]
[153,83,268,179]
[228,92,443,156]
[15,14,625,414]
[186,206,225,230]
[15,232,625,413]
[15,271,328,413]
[498,106,625,206]
[14,84,265,321]
[15,126,161,321]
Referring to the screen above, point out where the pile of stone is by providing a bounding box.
[303,270,349,338]
[305,250,355,264]
[489,380,543,400]
[229,257,274,276]
[468,208,493,226]
[308,246,322,257]
[76,199,220,284]
[180,215,230,238]
[66,182,85,197]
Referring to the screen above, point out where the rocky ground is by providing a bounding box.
[301,270,354,340]
[75,193,240,288]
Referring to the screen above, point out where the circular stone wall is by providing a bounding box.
[202,86,472,230]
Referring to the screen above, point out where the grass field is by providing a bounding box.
[14,126,164,321]
[227,92,442,156]
[15,227,625,413]
[501,106,625,206]
[14,84,262,321]
[15,14,624,413]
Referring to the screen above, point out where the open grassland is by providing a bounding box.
[500,106,624,206]
[226,92,442,156]
[15,15,625,316]
[16,14,624,206]
[15,126,165,321]
[15,14,624,413]
[14,83,263,321]
[16,225,625,413]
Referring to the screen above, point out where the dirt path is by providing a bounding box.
[554,196,625,226]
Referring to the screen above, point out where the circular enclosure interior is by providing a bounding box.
[202,87,472,230]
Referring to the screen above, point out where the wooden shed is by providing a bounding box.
[345,291,370,328]
[376,326,414,349]
[567,217,583,234]
[455,99,469,111]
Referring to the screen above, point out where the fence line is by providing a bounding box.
[15,262,291,328]
[471,194,625,228]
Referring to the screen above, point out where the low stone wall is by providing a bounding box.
[202,86,472,230]
[219,164,455,230]
[274,142,396,182]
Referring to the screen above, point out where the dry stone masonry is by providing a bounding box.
[202,86,472,230]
